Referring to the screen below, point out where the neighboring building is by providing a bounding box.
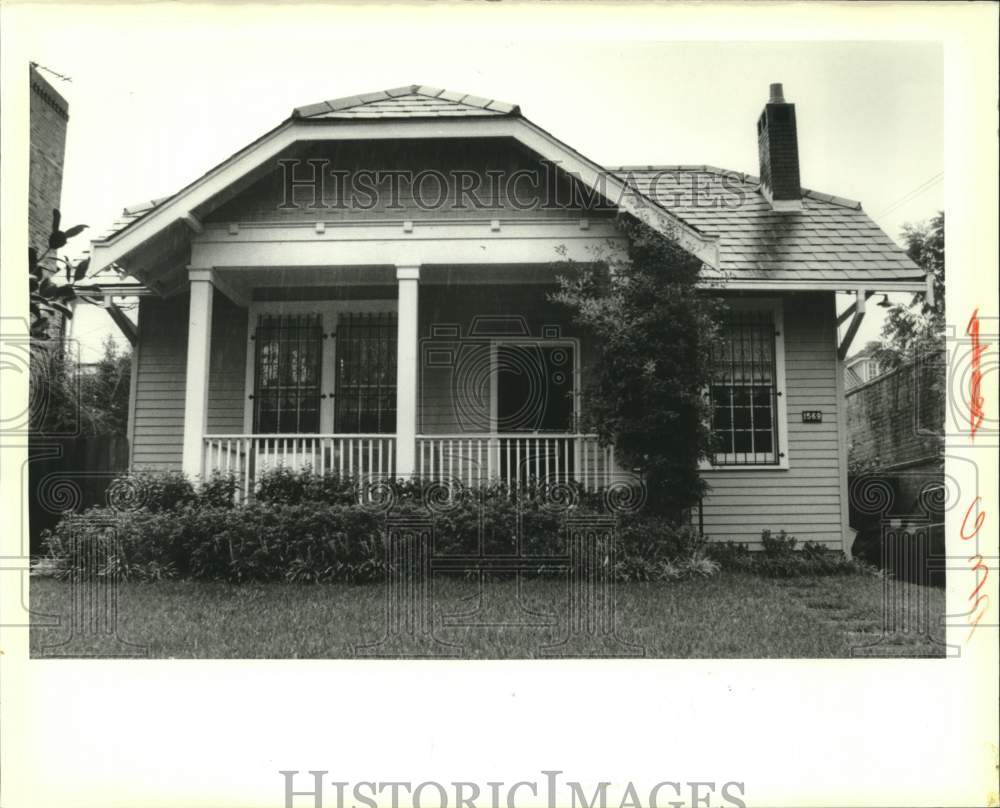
[845,352,946,575]
[87,83,928,552]
[846,352,945,484]
[29,63,69,254]
[844,342,884,390]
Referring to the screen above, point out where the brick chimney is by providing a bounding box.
[757,83,802,211]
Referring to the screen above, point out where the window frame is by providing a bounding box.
[243,300,398,435]
[488,337,581,435]
[701,297,790,471]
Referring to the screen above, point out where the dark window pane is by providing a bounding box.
[253,313,323,434]
[753,406,772,429]
[335,312,397,434]
[709,309,779,465]
[753,430,773,453]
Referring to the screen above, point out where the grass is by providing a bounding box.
[28,572,947,659]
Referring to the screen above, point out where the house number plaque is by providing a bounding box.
[801,410,823,423]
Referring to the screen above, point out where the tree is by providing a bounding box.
[551,216,724,517]
[877,211,944,369]
[31,335,132,436]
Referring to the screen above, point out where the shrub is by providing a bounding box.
[129,470,197,511]
[41,470,721,584]
[612,515,713,582]
[761,528,797,557]
[57,470,897,585]
[707,530,874,578]
[254,466,357,506]
[41,502,387,584]
[200,472,239,509]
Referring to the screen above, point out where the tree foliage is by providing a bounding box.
[877,211,944,369]
[551,216,723,517]
[29,208,90,340]
[31,336,132,436]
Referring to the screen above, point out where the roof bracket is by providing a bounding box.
[836,290,876,327]
[181,212,204,235]
[838,310,867,361]
[105,299,138,346]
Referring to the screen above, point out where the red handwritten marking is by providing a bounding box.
[965,308,988,439]
[961,497,990,640]
[967,555,990,641]
[961,496,985,539]
[959,338,991,640]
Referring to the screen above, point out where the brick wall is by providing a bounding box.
[29,65,69,252]
[845,353,945,472]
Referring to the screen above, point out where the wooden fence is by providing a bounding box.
[28,435,129,555]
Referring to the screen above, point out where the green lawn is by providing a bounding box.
[29,573,946,658]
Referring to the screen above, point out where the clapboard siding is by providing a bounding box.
[132,292,247,470]
[131,296,188,468]
[206,294,248,433]
[205,139,615,225]
[699,292,846,550]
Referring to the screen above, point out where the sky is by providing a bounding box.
[19,10,943,360]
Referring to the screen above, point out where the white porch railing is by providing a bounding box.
[203,433,620,500]
[415,433,616,491]
[203,434,396,500]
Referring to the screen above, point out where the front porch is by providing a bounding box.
[177,258,622,496]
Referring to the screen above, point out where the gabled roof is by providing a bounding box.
[612,166,922,283]
[90,86,925,291]
[292,85,519,119]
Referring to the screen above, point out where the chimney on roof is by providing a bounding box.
[757,82,802,211]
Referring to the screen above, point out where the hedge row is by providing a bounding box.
[39,470,873,583]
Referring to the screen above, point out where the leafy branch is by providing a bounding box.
[29,209,90,339]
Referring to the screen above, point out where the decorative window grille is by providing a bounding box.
[335,312,397,434]
[709,309,780,465]
[253,313,323,434]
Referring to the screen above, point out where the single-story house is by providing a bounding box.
[87,83,930,551]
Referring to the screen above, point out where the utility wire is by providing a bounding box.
[874,172,943,220]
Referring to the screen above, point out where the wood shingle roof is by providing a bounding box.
[292,85,519,119]
[93,88,924,287]
[611,166,921,282]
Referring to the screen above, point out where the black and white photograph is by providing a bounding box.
[1,3,997,807]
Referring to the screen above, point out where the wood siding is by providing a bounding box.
[207,294,248,433]
[205,139,616,225]
[131,296,187,468]
[699,292,846,550]
[131,292,247,469]
[131,285,848,552]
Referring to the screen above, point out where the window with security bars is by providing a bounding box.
[709,309,780,465]
[253,313,323,434]
[335,312,397,433]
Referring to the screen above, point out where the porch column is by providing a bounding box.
[395,265,420,478]
[182,269,214,481]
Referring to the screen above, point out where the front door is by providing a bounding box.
[495,343,575,433]
[494,343,576,484]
